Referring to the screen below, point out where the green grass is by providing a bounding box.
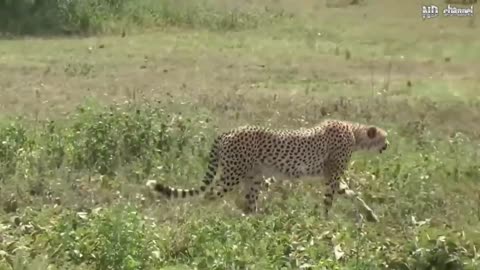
[0,0,288,35]
[1,0,480,269]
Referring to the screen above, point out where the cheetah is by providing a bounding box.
[146,119,389,221]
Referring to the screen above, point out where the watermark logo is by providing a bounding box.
[422,5,439,20]
[443,4,474,17]
[421,4,474,20]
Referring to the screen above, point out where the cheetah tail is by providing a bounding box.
[145,136,221,199]
[146,180,209,199]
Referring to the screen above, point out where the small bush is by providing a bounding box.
[0,101,215,180]
[45,204,160,270]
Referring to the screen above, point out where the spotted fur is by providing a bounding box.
[146,119,389,217]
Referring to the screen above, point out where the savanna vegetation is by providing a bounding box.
[0,0,479,269]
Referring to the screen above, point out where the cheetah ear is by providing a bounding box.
[367,126,377,139]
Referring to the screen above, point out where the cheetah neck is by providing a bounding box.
[350,122,367,150]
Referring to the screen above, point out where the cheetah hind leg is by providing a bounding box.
[234,175,275,214]
[204,182,221,201]
[203,176,232,202]
[239,175,265,214]
[339,180,379,223]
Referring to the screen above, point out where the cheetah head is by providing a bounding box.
[356,125,389,154]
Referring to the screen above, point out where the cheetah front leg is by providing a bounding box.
[324,176,379,222]
[323,156,378,223]
[324,151,378,221]
[323,170,339,220]
[338,180,379,223]
[322,154,353,220]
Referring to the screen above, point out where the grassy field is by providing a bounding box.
[1,0,480,269]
